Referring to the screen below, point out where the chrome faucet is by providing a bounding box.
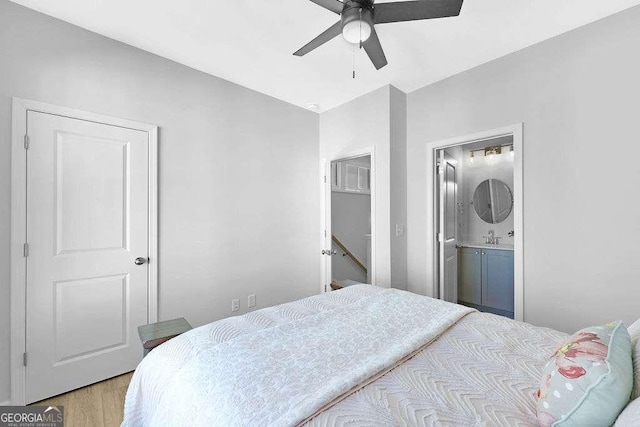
[483,230,501,245]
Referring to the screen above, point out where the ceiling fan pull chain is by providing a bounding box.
[352,42,356,79]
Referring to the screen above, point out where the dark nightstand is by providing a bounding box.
[137,317,192,357]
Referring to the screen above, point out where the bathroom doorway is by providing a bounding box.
[428,125,524,320]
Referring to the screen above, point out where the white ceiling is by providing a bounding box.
[10,0,640,112]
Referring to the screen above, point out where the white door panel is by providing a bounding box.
[444,253,457,302]
[438,152,458,303]
[56,133,128,253]
[26,111,149,403]
[54,274,128,361]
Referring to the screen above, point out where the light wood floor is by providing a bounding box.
[31,372,134,427]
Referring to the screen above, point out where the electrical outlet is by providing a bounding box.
[248,294,256,308]
[231,299,239,312]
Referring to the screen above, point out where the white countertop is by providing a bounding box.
[458,242,514,251]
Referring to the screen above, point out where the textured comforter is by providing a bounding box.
[123,285,566,426]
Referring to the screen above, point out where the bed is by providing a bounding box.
[121,285,634,426]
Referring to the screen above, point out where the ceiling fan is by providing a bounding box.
[293,0,464,70]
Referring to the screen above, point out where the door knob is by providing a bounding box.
[134,257,148,265]
[321,249,326,255]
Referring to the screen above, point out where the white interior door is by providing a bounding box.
[321,159,332,292]
[25,111,150,403]
[438,151,458,303]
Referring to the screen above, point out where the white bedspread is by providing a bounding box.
[307,311,567,426]
[123,286,472,426]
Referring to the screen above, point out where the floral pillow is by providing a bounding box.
[536,321,633,427]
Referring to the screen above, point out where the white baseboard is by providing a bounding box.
[0,400,12,406]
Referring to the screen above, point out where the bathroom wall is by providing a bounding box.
[461,145,514,245]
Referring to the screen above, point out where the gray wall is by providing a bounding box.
[320,85,409,290]
[320,86,392,287]
[407,6,640,333]
[0,0,319,402]
[390,87,408,290]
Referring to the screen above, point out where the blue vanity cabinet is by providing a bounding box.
[457,247,514,317]
[458,247,482,305]
[481,249,514,313]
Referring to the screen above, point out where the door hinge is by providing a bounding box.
[437,165,443,175]
[437,233,443,242]
[24,135,29,150]
[23,243,29,257]
[324,284,327,292]
[23,352,27,366]
[324,229,327,238]
[324,175,327,183]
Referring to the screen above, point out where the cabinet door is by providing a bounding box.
[481,249,514,312]
[458,248,482,305]
[343,164,370,193]
[357,166,370,191]
[332,160,371,194]
[343,163,359,191]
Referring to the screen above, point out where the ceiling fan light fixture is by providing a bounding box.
[342,19,371,44]
[293,0,465,71]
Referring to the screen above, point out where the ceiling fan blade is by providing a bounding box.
[293,21,342,57]
[362,28,388,70]
[308,0,344,14]
[374,0,464,24]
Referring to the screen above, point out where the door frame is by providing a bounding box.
[319,147,376,293]
[10,98,159,405]
[426,124,524,321]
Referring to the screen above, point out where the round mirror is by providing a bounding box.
[472,179,513,224]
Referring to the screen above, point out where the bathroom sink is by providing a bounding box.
[458,242,514,251]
